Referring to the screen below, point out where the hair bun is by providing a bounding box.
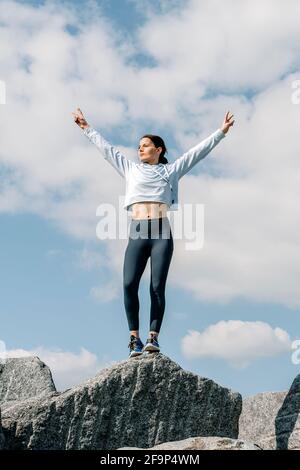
[159,155,168,164]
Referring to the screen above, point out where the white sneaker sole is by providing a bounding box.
[129,351,143,358]
[143,344,160,352]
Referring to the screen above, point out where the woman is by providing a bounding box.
[72,108,234,358]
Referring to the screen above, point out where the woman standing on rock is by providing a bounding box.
[72,108,234,358]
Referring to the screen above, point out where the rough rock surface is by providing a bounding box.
[1,354,242,450]
[0,357,56,404]
[0,409,5,450]
[118,436,261,450]
[239,374,300,449]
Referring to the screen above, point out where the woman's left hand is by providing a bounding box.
[221,111,235,134]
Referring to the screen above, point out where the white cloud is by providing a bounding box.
[1,0,300,309]
[137,0,300,91]
[165,74,300,308]
[3,346,116,391]
[181,320,292,368]
[75,246,107,271]
[46,248,63,257]
[90,281,120,303]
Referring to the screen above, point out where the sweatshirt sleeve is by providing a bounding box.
[83,126,133,178]
[172,129,226,180]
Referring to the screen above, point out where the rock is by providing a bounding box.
[118,436,261,450]
[239,374,300,449]
[1,354,241,450]
[0,357,56,404]
[0,409,5,449]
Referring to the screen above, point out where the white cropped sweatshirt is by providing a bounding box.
[83,126,226,212]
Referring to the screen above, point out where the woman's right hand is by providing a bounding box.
[72,108,89,129]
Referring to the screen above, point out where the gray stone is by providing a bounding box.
[1,354,241,450]
[118,436,261,450]
[0,357,56,404]
[0,408,5,449]
[239,374,300,449]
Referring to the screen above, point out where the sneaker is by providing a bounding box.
[128,335,144,358]
[143,333,160,353]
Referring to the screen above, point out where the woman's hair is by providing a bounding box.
[140,134,168,164]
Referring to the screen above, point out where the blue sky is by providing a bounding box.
[1,0,300,396]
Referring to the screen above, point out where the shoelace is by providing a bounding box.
[148,335,158,344]
[128,337,141,349]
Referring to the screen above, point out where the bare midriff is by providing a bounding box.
[131,202,169,220]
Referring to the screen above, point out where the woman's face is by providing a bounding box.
[138,138,162,164]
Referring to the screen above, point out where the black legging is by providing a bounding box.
[123,217,174,334]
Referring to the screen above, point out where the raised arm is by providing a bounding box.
[72,108,133,178]
[171,111,234,180]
